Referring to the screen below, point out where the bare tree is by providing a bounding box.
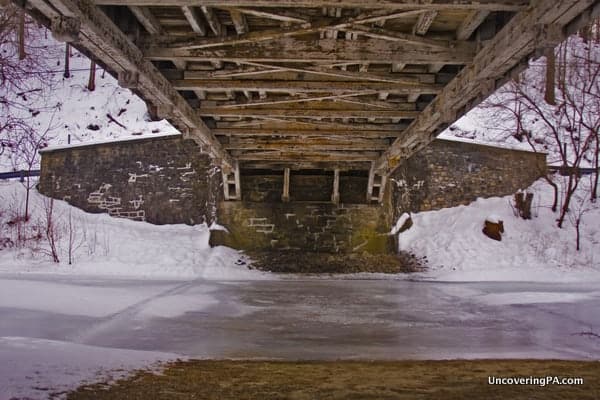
[0,4,60,160]
[482,28,600,232]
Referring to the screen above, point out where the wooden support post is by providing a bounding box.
[282,167,290,202]
[331,168,340,204]
[222,163,241,200]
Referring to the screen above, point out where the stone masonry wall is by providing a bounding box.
[210,201,395,254]
[38,136,545,255]
[391,139,546,220]
[39,136,221,225]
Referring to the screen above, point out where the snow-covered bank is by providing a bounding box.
[0,180,265,280]
[399,179,600,283]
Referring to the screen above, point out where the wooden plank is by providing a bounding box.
[32,0,234,170]
[180,67,437,84]
[94,0,530,12]
[225,7,309,24]
[143,37,476,64]
[456,10,490,40]
[232,150,381,162]
[172,79,444,94]
[282,167,290,202]
[139,10,428,51]
[331,168,340,204]
[225,137,390,150]
[201,6,222,36]
[230,61,422,85]
[129,6,163,34]
[215,92,381,109]
[375,0,595,174]
[240,161,372,171]
[343,24,467,51]
[216,120,409,131]
[213,128,404,138]
[228,9,248,34]
[181,6,206,35]
[413,10,438,35]
[200,107,419,119]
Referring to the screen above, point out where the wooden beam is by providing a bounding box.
[94,0,530,12]
[29,0,234,170]
[215,92,381,109]
[181,6,206,35]
[129,6,163,34]
[172,79,443,94]
[456,10,490,40]
[216,119,409,131]
[200,107,419,119]
[143,37,476,65]
[343,24,468,51]
[375,0,594,174]
[228,9,248,34]
[413,10,438,35]
[228,61,422,85]
[240,161,372,171]
[282,167,290,202]
[201,6,222,36]
[225,7,309,24]
[232,150,381,162]
[213,128,404,138]
[140,10,428,51]
[225,137,390,151]
[331,168,340,204]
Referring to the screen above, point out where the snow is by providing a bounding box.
[390,212,411,235]
[398,179,600,283]
[0,336,180,400]
[0,180,267,281]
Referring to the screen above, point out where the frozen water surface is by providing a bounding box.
[1,273,600,398]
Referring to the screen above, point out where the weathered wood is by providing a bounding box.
[143,37,476,64]
[129,6,163,35]
[216,92,380,109]
[375,0,595,174]
[225,137,389,151]
[413,10,438,35]
[282,167,290,202]
[173,78,443,94]
[139,10,428,51]
[94,0,529,12]
[232,150,381,162]
[213,128,404,138]
[228,9,248,34]
[331,168,340,204]
[225,7,308,24]
[342,24,472,51]
[216,119,409,131]
[28,0,234,170]
[240,161,372,171]
[201,6,222,36]
[181,6,206,35]
[224,61,423,85]
[456,10,489,40]
[200,107,419,119]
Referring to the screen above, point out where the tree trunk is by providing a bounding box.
[64,43,71,78]
[87,61,96,91]
[544,47,556,105]
[18,11,26,60]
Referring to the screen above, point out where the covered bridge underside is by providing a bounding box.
[17,1,597,196]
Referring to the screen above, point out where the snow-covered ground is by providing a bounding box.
[399,178,600,282]
[0,180,264,281]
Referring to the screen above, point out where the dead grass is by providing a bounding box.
[67,360,600,400]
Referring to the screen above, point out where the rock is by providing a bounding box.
[482,218,504,241]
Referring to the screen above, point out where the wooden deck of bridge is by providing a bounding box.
[15,0,598,201]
